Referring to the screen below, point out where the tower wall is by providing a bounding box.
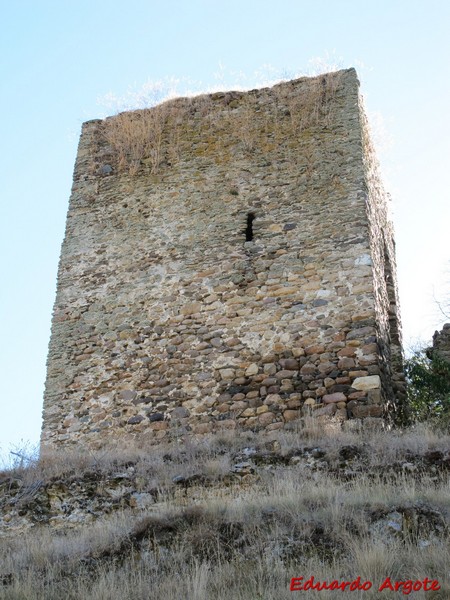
[41,69,404,450]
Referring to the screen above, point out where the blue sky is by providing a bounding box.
[1,0,449,463]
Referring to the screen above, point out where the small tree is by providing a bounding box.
[405,349,450,427]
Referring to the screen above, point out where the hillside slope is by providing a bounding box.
[1,426,449,599]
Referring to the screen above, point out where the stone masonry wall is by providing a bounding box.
[41,69,403,450]
[430,324,450,364]
[359,102,406,418]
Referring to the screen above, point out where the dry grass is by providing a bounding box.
[102,104,169,175]
[1,425,450,598]
[1,500,449,598]
[4,422,450,489]
[274,70,344,134]
[98,71,345,177]
[224,95,258,154]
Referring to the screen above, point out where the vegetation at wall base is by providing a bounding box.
[405,350,450,428]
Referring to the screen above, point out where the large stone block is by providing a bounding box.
[351,375,381,391]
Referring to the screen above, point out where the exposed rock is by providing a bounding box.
[429,323,450,363]
[351,375,381,391]
[323,392,347,404]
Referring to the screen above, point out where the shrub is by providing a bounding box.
[405,349,450,427]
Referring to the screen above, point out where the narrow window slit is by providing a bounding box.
[245,212,255,241]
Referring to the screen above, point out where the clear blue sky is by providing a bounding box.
[1,0,449,463]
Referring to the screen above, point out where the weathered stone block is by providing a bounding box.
[323,392,347,404]
[314,404,337,417]
[245,363,259,376]
[283,409,300,422]
[350,404,383,418]
[351,375,381,391]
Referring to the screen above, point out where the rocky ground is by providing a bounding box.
[1,425,449,599]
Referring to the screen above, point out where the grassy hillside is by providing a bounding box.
[1,424,449,599]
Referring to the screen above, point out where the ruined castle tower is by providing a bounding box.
[41,68,405,450]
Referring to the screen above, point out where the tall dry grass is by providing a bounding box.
[102,105,167,175]
[1,425,449,598]
[99,71,345,176]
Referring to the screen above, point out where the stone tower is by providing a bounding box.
[41,68,405,450]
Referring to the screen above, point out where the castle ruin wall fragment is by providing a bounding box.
[41,69,406,450]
